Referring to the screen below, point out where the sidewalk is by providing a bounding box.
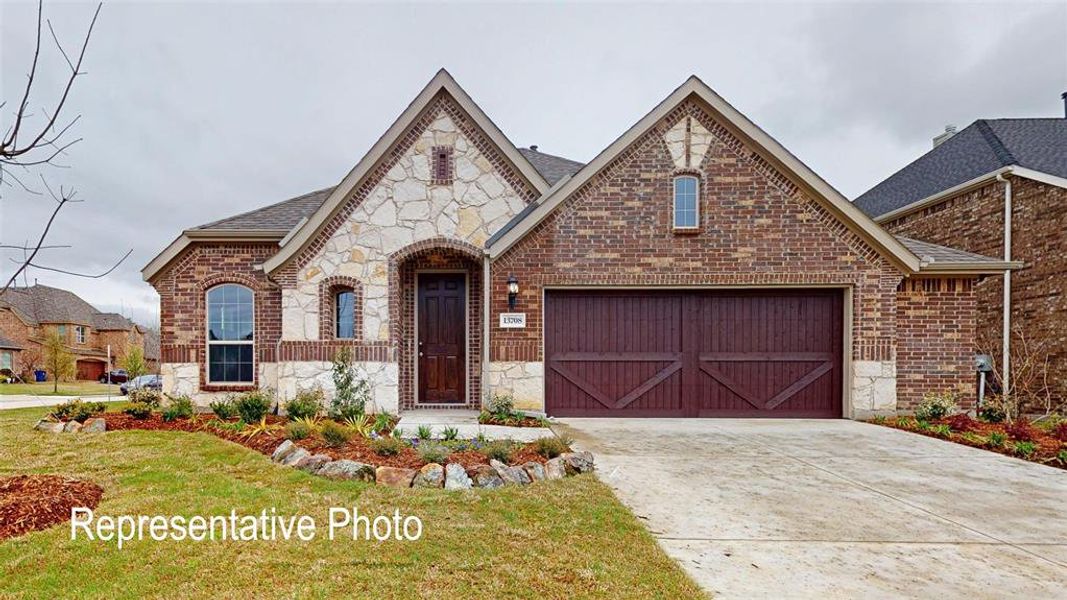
[0,394,126,411]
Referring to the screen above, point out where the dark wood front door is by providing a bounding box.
[417,273,466,404]
[545,289,843,418]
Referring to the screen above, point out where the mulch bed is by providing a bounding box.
[478,414,546,428]
[98,412,550,471]
[872,415,1067,470]
[0,475,104,540]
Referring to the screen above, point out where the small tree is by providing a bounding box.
[121,345,146,383]
[330,346,370,420]
[42,329,74,392]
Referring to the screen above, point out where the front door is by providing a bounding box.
[417,273,466,404]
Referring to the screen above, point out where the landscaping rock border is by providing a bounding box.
[265,440,594,490]
[35,418,106,434]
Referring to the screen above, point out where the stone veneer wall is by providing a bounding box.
[487,362,544,411]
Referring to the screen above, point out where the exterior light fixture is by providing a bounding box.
[507,274,519,310]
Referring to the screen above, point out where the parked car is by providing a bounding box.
[120,374,161,395]
[99,369,128,384]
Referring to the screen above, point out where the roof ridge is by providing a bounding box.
[975,120,1018,166]
[190,186,334,231]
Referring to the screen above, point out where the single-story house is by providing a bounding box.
[143,70,1017,418]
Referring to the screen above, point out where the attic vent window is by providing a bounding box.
[431,146,454,185]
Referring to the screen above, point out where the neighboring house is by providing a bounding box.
[0,284,153,380]
[143,70,1014,419]
[855,114,1067,407]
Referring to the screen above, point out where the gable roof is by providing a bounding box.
[0,285,134,330]
[192,187,333,232]
[855,118,1067,219]
[894,236,1020,274]
[0,335,23,351]
[486,75,923,273]
[258,69,550,275]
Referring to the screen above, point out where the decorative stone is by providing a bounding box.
[489,459,531,486]
[444,463,472,490]
[471,464,504,489]
[34,420,64,434]
[280,447,311,467]
[349,248,365,263]
[318,460,376,482]
[375,466,417,488]
[82,418,106,433]
[561,451,594,474]
[271,440,296,462]
[412,463,445,488]
[62,420,82,433]
[544,457,566,480]
[522,461,546,482]
[295,454,332,472]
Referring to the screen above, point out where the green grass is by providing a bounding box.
[0,381,116,396]
[0,407,703,599]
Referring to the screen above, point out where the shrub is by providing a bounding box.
[987,431,1006,448]
[533,436,570,459]
[914,392,957,422]
[330,347,371,420]
[128,388,162,408]
[321,421,352,447]
[286,420,313,441]
[371,436,404,456]
[417,442,450,464]
[1005,418,1037,442]
[52,399,106,423]
[239,417,280,439]
[487,393,514,416]
[343,415,374,439]
[209,397,238,420]
[1058,449,1067,465]
[285,388,324,421]
[234,390,273,423]
[977,403,1006,424]
[944,413,978,433]
[373,412,394,434]
[417,425,433,440]
[1013,441,1037,458]
[162,395,194,422]
[123,402,152,419]
[931,424,952,438]
[1050,422,1067,442]
[480,440,515,463]
[441,426,459,441]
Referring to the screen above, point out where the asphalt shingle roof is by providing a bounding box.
[895,236,1004,265]
[0,285,103,326]
[0,335,23,350]
[854,118,1067,218]
[192,187,334,231]
[517,147,584,185]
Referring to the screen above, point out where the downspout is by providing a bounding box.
[996,173,1012,399]
[482,255,491,409]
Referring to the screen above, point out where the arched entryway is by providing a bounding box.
[390,238,484,411]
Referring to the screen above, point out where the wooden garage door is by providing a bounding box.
[545,289,843,418]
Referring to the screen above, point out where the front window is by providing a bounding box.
[57,324,67,339]
[673,175,699,229]
[75,326,87,344]
[335,290,355,339]
[206,284,254,383]
[0,352,12,371]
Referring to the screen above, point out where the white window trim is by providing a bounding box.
[334,289,356,339]
[75,326,87,344]
[205,284,255,385]
[672,175,700,230]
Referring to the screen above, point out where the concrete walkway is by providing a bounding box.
[395,409,554,441]
[0,394,124,410]
[555,418,1067,599]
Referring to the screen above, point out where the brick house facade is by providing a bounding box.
[857,118,1067,410]
[144,70,1012,417]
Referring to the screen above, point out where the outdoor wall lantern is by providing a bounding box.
[507,274,519,310]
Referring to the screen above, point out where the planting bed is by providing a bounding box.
[871,414,1067,470]
[0,475,104,540]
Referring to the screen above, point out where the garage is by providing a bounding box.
[76,359,107,382]
[544,289,844,418]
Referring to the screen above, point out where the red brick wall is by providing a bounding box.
[150,242,281,391]
[0,308,34,373]
[491,99,904,366]
[884,177,1067,405]
[896,278,977,410]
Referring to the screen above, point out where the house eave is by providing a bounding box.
[142,229,286,282]
[915,260,1024,276]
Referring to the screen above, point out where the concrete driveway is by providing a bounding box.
[555,418,1067,599]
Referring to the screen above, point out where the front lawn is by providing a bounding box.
[0,406,702,598]
[0,381,116,397]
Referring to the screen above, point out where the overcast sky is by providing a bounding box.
[1,1,1064,326]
